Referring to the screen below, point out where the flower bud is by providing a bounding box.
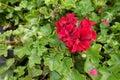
[102,21,109,25]
[7,45,12,49]
[81,54,86,58]
[89,68,98,76]
[98,10,101,14]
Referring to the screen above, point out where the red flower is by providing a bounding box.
[55,13,96,53]
[79,19,96,28]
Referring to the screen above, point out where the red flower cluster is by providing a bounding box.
[55,13,96,53]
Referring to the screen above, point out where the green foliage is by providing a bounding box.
[74,0,94,16]
[14,66,26,77]
[44,0,58,6]
[0,0,120,80]
[60,0,76,9]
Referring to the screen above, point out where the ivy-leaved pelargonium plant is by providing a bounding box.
[0,0,120,80]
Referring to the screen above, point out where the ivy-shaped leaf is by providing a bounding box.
[0,58,14,75]
[107,53,120,73]
[56,57,73,76]
[99,66,111,80]
[14,46,30,58]
[84,44,102,64]
[40,24,52,36]
[50,71,61,80]
[14,66,26,77]
[74,0,94,16]
[62,69,86,80]
[92,0,107,7]
[44,53,63,71]
[31,67,42,77]
[25,10,39,24]
[28,48,41,68]
[60,0,76,9]
[44,0,58,6]
[19,0,28,9]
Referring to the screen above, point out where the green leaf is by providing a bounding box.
[107,53,120,73]
[0,44,7,56]
[14,46,30,58]
[103,12,114,22]
[20,75,32,80]
[36,0,44,7]
[39,7,48,15]
[14,66,26,77]
[14,6,22,11]
[39,6,52,19]
[14,16,19,25]
[27,1,36,10]
[111,22,120,33]
[6,0,19,4]
[93,65,120,80]
[84,58,101,80]
[62,69,86,80]
[28,48,41,68]
[25,10,39,24]
[0,58,14,75]
[19,0,28,8]
[50,71,61,80]
[90,12,100,22]
[44,0,58,6]
[37,45,47,56]
[0,70,14,80]
[108,73,120,80]
[32,41,47,57]
[99,66,111,80]
[97,34,112,44]
[100,23,109,35]
[40,24,52,36]
[56,57,73,75]
[6,58,14,68]
[62,57,73,70]
[44,53,63,71]
[39,37,49,45]
[84,44,102,80]
[5,11,13,19]
[93,0,107,7]
[31,67,42,77]
[84,44,102,64]
[6,76,17,80]
[84,58,95,72]
[74,0,94,16]
[60,0,76,9]
[49,34,59,47]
